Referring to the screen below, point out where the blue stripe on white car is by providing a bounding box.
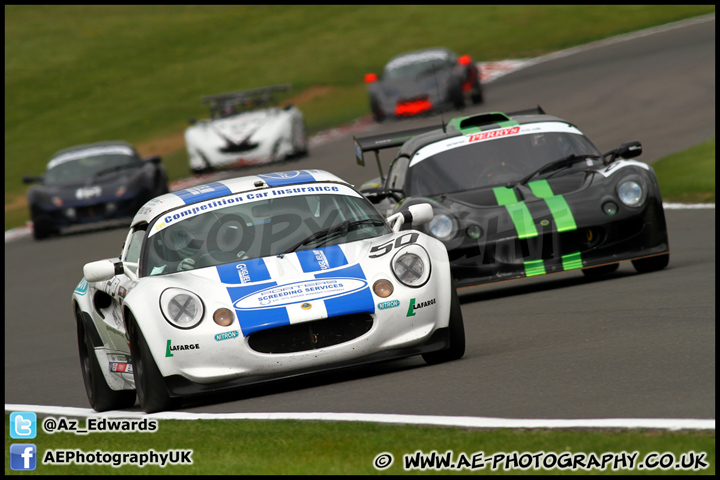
[172,182,233,204]
[218,246,374,337]
[296,245,348,272]
[257,170,319,186]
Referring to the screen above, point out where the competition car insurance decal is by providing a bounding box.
[152,182,360,237]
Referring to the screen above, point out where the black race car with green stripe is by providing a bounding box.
[353,107,669,288]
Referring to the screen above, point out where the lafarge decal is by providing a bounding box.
[233,278,368,310]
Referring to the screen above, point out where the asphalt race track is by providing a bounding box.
[5,16,714,420]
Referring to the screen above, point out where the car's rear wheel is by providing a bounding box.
[470,79,484,104]
[582,263,620,277]
[127,314,180,413]
[76,311,135,411]
[292,121,308,157]
[422,283,465,365]
[632,253,670,274]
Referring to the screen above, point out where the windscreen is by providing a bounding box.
[143,187,390,276]
[44,145,140,186]
[383,51,454,81]
[407,131,601,196]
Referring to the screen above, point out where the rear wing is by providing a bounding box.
[353,125,440,181]
[202,84,291,114]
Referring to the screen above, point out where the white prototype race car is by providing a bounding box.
[185,84,308,174]
[73,169,464,413]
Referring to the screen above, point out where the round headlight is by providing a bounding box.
[429,214,454,240]
[391,245,431,287]
[618,180,644,207]
[373,279,394,298]
[213,308,235,326]
[602,201,618,216]
[160,289,204,329]
[466,224,483,239]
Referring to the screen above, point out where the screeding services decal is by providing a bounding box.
[225,262,374,336]
[233,278,368,310]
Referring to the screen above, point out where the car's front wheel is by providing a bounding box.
[422,283,465,365]
[582,263,620,277]
[127,314,180,413]
[76,310,135,411]
[632,253,670,274]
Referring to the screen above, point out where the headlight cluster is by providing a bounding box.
[428,214,454,240]
[160,288,204,329]
[391,245,431,287]
[617,178,646,207]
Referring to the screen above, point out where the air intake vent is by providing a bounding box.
[458,112,511,130]
[248,314,373,354]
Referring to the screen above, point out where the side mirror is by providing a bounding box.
[386,203,434,232]
[144,155,162,164]
[22,176,42,184]
[188,117,197,125]
[83,260,122,283]
[603,140,642,164]
[618,141,642,159]
[406,203,434,226]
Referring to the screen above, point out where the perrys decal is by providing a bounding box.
[467,126,520,143]
[377,300,400,310]
[233,278,368,310]
[406,298,436,317]
[215,330,240,342]
[165,340,200,357]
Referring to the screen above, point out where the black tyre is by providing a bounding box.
[632,253,670,274]
[32,219,54,240]
[422,283,465,365]
[582,263,620,277]
[470,79,484,104]
[127,315,180,413]
[76,311,136,411]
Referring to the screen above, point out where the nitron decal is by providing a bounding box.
[215,330,240,342]
[377,300,400,310]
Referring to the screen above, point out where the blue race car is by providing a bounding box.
[23,141,169,239]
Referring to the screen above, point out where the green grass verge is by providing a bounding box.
[5,415,714,475]
[4,5,715,231]
[653,138,716,203]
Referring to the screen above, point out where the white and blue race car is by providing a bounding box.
[73,169,464,413]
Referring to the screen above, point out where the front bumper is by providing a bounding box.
[32,192,150,231]
[437,194,669,288]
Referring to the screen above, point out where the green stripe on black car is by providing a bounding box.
[493,182,585,277]
[492,186,538,239]
[528,179,577,232]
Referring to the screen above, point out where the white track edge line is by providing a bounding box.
[5,404,715,431]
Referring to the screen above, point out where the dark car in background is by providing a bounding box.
[364,47,484,122]
[354,107,670,288]
[23,141,169,239]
